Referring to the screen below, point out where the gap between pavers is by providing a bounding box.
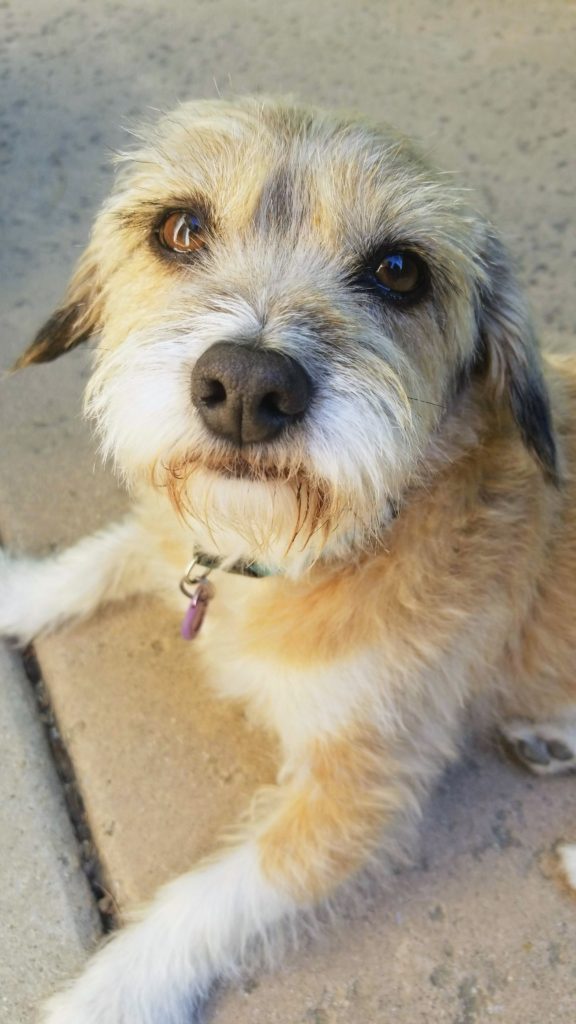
[0,644,100,1024]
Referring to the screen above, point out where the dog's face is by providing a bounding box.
[17,98,558,571]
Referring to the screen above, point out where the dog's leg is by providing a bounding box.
[501,708,576,775]
[40,719,438,1024]
[0,516,168,644]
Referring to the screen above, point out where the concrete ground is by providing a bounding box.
[0,647,99,1022]
[0,1,575,1022]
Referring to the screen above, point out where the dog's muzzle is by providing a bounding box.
[191,341,311,445]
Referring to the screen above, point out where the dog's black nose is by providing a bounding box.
[191,341,311,445]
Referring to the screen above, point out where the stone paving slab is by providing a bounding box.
[0,645,100,1024]
[1,0,576,1022]
[36,609,576,1024]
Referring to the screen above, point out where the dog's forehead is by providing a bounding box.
[125,103,452,222]
[140,100,413,186]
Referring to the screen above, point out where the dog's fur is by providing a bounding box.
[1,97,575,1023]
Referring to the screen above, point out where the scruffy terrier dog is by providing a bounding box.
[1,97,575,1023]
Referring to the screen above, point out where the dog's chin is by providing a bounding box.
[151,447,372,574]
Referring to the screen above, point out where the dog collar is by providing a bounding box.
[179,552,274,641]
[190,551,274,578]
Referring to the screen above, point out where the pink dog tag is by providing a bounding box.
[180,580,215,640]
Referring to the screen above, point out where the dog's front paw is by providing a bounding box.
[39,921,207,1024]
[0,549,64,645]
[40,989,198,1024]
[0,549,31,643]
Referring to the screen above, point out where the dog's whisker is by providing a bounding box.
[406,396,446,409]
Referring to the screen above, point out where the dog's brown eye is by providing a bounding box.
[374,252,422,294]
[158,211,206,254]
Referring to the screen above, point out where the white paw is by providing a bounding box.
[0,547,83,645]
[0,548,38,644]
[502,716,576,776]
[39,924,206,1024]
[38,844,292,1024]
[557,843,576,891]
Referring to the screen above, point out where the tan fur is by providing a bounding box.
[241,385,556,672]
[259,724,396,899]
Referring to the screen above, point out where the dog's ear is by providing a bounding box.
[13,248,102,370]
[476,230,559,485]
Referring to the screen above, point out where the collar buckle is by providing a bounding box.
[179,557,213,599]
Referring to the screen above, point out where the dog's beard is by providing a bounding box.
[151,449,379,572]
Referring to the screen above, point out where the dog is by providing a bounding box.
[1,96,575,1024]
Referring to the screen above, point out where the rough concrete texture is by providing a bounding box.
[0,646,100,1023]
[0,0,575,1022]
